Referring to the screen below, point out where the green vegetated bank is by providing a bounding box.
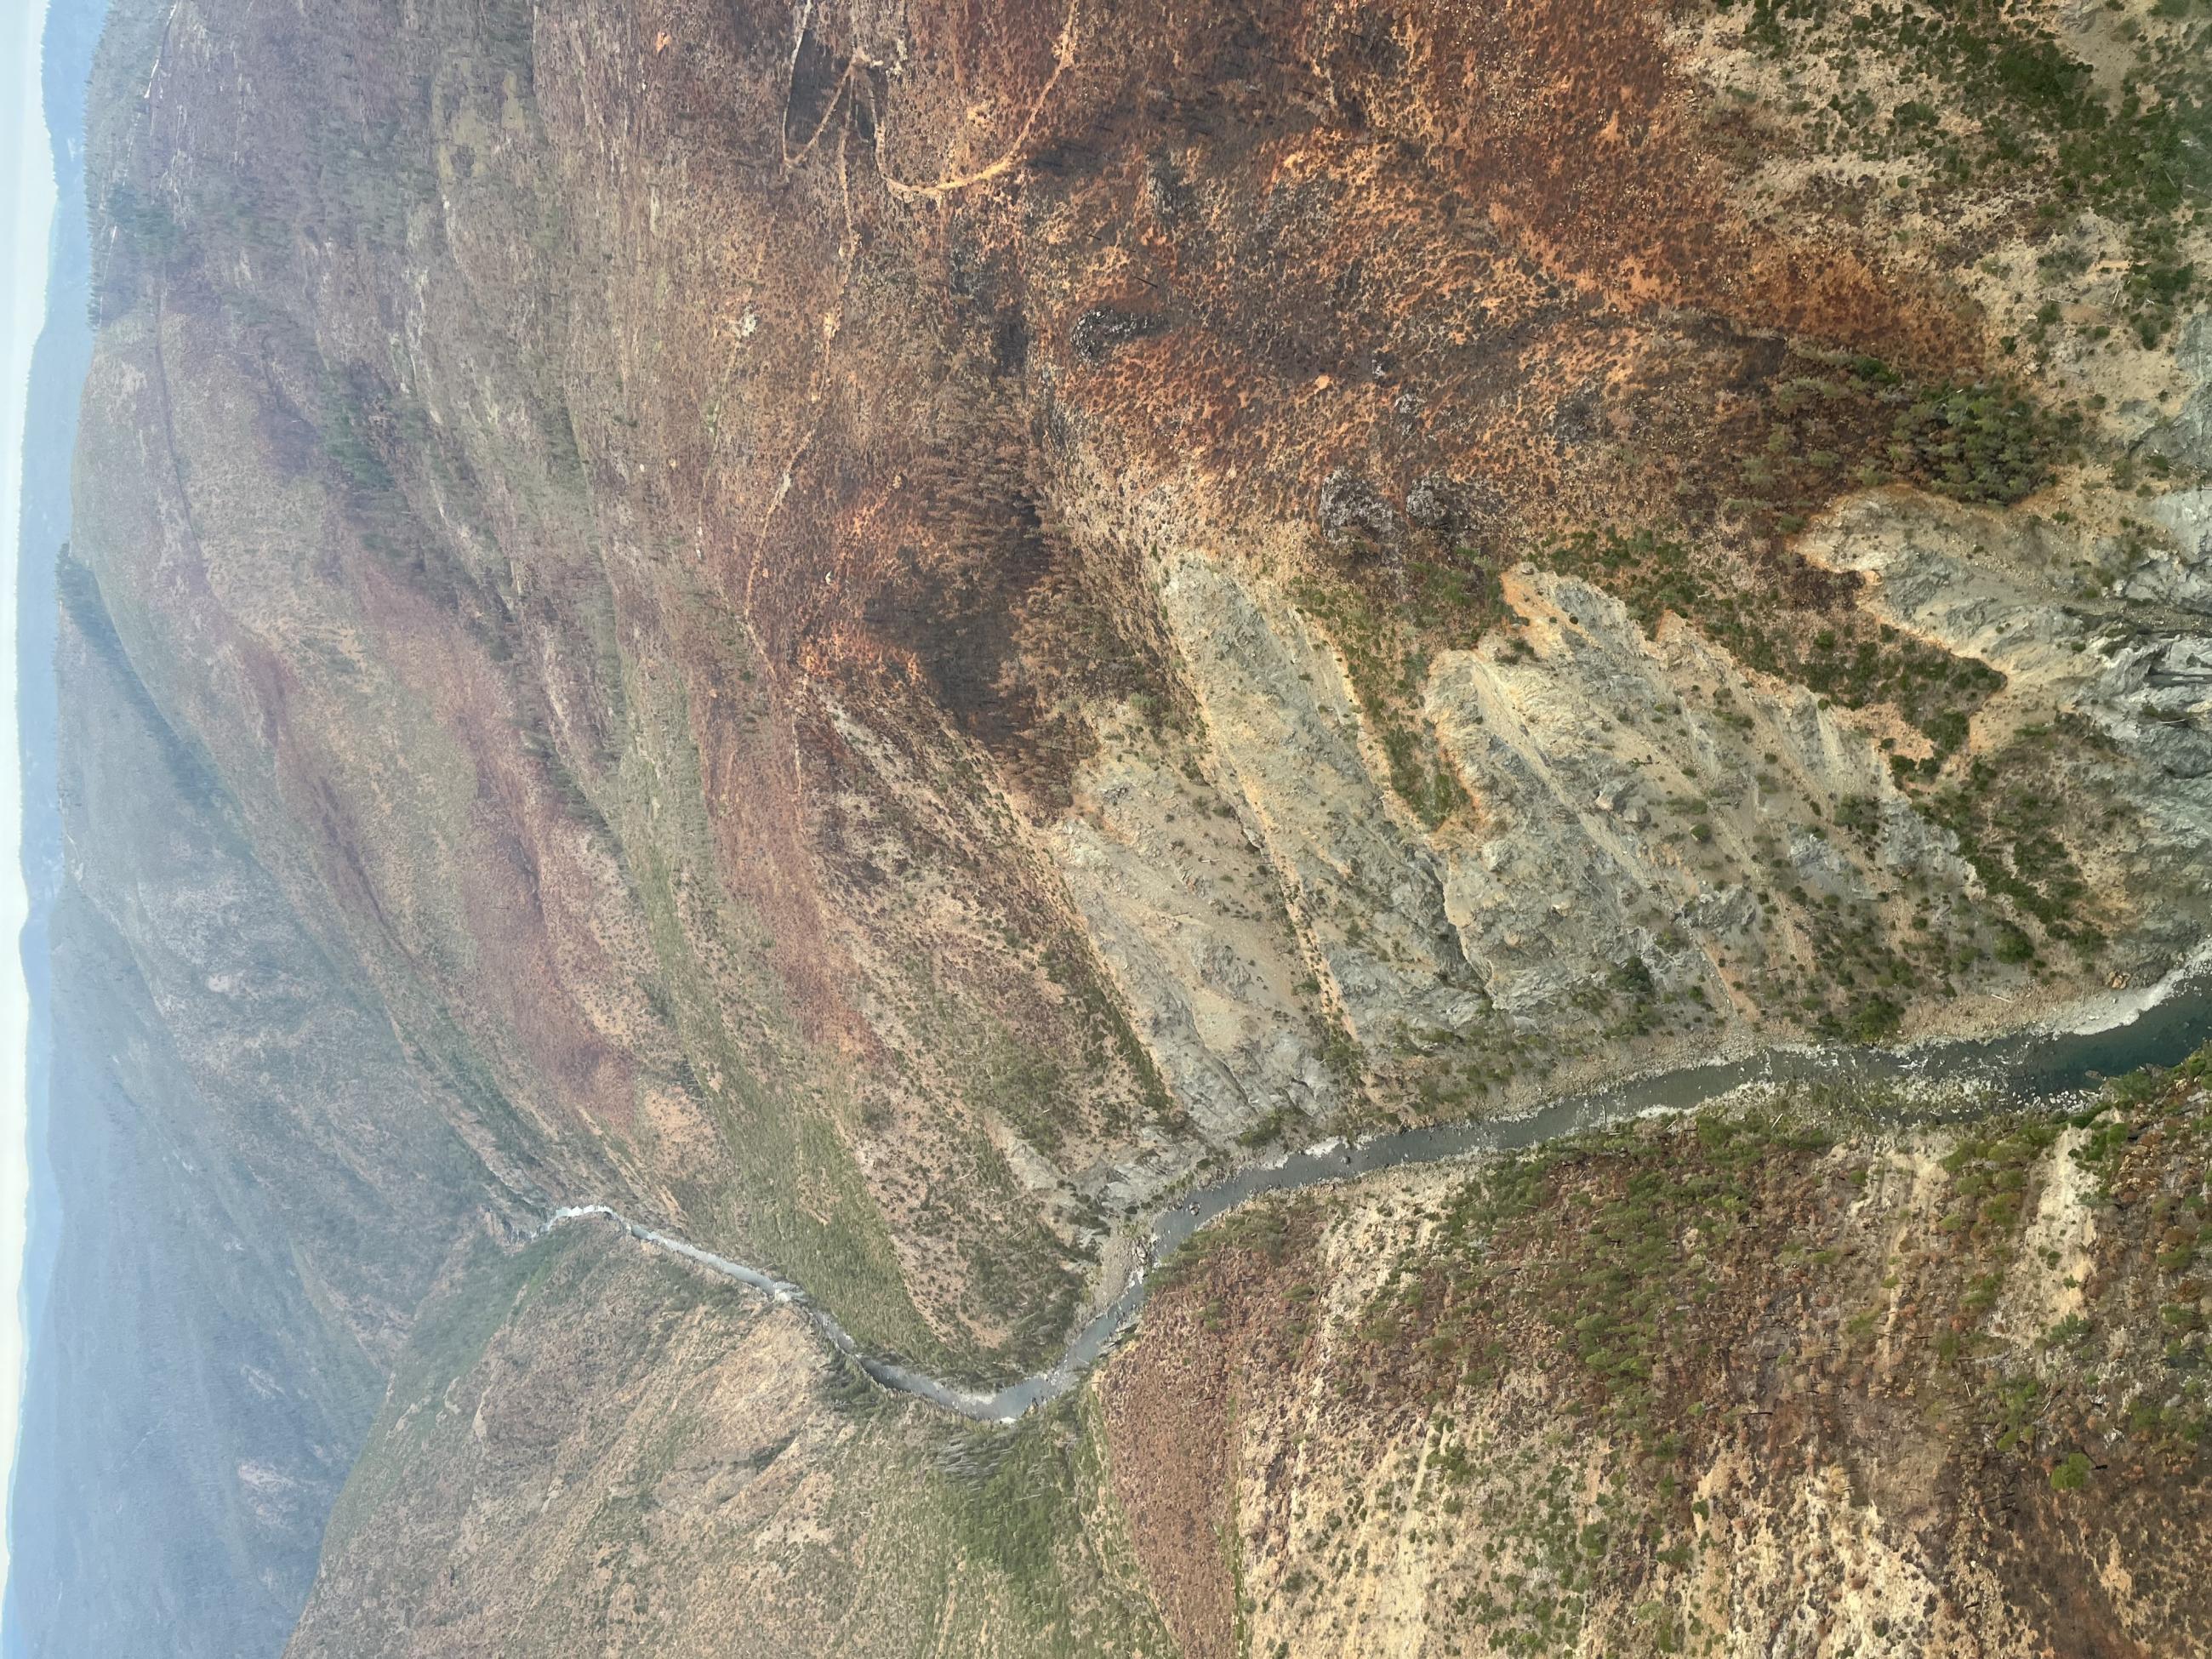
[1726,0,2208,347]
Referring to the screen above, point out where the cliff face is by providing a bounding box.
[67,0,2212,1356]
[24,0,2212,1646]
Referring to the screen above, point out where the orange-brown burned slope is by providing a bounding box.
[979,0,1968,528]
[71,0,2212,1388]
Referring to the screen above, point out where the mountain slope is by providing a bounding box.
[16,0,2212,1649]
[5,559,489,1657]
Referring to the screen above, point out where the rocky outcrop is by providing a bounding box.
[1425,567,1973,1023]
[1809,494,2212,933]
[2146,315,2212,470]
[2131,489,2212,614]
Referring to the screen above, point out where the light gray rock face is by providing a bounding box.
[1049,459,2211,1153]
[1151,551,1485,1046]
[2143,312,2212,471]
[1423,570,1970,1023]
[2130,489,2212,615]
[1808,492,2212,931]
[2089,635,2212,781]
[1042,530,1489,1160]
[1052,744,1332,1144]
[1811,501,2096,681]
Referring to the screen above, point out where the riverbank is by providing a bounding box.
[550,947,2212,1423]
[1099,1041,2212,1659]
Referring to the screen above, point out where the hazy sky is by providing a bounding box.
[0,0,55,1613]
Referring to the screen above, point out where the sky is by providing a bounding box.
[0,0,54,1612]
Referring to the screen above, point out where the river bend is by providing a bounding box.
[547,971,2212,1422]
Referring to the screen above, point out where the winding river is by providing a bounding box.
[549,966,2212,1424]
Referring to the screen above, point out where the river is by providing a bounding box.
[550,961,2212,1424]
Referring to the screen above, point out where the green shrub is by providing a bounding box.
[2049,1451,2092,1492]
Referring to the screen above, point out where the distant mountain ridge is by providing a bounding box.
[7,0,100,1651]
[10,0,100,1415]
[8,9,490,1657]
